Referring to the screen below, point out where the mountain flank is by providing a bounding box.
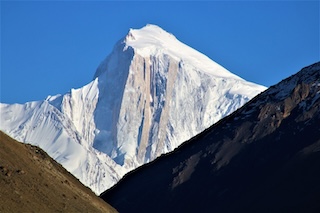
[0,131,117,213]
[101,62,320,213]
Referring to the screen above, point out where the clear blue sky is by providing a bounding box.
[1,1,319,104]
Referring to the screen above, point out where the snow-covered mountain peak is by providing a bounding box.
[102,24,251,82]
[0,24,267,194]
[125,24,176,44]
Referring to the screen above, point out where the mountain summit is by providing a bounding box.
[0,24,266,194]
[96,24,249,81]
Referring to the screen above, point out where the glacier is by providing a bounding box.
[0,24,266,194]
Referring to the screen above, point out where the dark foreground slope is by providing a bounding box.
[0,131,117,213]
[101,62,320,213]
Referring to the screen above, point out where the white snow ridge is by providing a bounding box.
[0,24,266,194]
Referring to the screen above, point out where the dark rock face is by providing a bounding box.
[101,62,320,213]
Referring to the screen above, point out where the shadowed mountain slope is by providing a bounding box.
[0,131,117,213]
[101,62,320,213]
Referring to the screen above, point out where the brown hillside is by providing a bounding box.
[0,131,117,213]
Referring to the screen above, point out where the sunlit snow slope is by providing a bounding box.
[0,24,266,194]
